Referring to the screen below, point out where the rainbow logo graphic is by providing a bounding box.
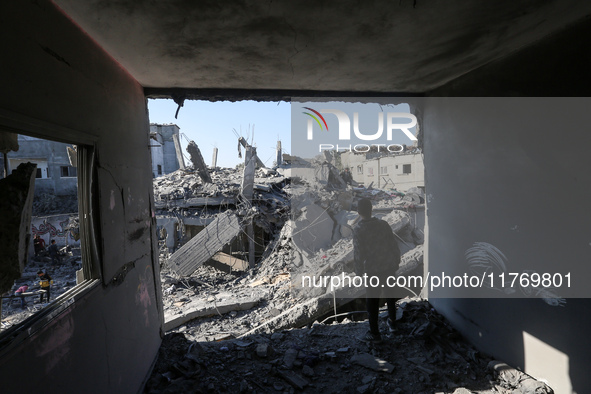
[302,107,329,132]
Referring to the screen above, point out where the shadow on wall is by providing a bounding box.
[432,297,591,393]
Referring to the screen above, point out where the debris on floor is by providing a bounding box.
[145,300,553,394]
[148,151,552,393]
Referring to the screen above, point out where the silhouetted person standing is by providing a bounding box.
[353,198,401,343]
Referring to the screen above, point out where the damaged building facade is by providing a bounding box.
[1,135,77,196]
[1,1,591,393]
[340,150,424,191]
[149,123,185,178]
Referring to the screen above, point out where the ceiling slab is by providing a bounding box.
[53,0,591,93]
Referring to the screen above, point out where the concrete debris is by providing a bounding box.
[291,203,334,256]
[66,146,77,167]
[186,141,211,183]
[147,154,493,392]
[146,300,553,394]
[351,352,395,373]
[164,292,262,331]
[207,252,249,273]
[0,162,37,293]
[173,132,186,170]
[489,361,554,394]
[1,247,82,329]
[238,137,265,169]
[167,212,242,277]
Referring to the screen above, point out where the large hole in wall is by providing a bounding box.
[0,131,100,346]
[147,97,426,336]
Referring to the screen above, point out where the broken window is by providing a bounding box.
[157,164,162,175]
[403,164,411,174]
[0,132,100,346]
[60,165,77,177]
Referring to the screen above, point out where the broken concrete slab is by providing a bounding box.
[173,132,186,170]
[164,293,261,331]
[277,369,309,390]
[240,285,365,336]
[291,204,334,256]
[168,212,242,277]
[154,196,236,209]
[351,353,395,373]
[0,162,36,293]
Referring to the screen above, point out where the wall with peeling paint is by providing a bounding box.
[425,18,591,393]
[0,2,162,392]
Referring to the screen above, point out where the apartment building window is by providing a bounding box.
[380,166,388,175]
[157,164,162,175]
[357,165,363,175]
[60,165,77,177]
[368,167,373,175]
[403,164,411,174]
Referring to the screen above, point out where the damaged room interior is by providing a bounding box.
[1,1,591,393]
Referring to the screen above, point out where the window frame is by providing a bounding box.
[0,109,102,353]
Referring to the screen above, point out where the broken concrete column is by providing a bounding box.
[238,137,265,168]
[186,141,211,183]
[172,132,186,170]
[241,146,256,268]
[211,147,218,168]
[276,141,282,166]
[0,162,36,293]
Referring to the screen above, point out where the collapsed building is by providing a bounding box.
[153,144,425,331]
[1,1,591,393]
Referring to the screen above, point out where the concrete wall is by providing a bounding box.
[341,152,424,191]
[0,2,162,392]
[150,133,165,178]
[7,136,77,196]
[424,17,591,393]
[31,214,80,248]
[150,124,181,174]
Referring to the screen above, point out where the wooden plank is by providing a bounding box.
[168,212,242,276]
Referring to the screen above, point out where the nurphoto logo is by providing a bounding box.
[302,107,418,152]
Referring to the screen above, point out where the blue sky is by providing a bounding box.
[148,99,291,168]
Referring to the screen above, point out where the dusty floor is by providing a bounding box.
[149,258,551,394]
[145,299,528,394]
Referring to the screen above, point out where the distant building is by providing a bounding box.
[3,135,77,196]
[340,149,424,192]
[149,124,185,177]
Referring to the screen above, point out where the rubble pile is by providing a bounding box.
[156,156,426,338]
[150,155,551,393]
[146,299,553,394]
[0,248,82,329]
